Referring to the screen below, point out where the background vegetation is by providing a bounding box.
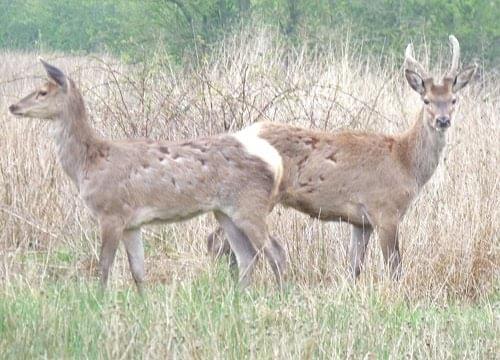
[0,1,498,358]
[0,0,498,65]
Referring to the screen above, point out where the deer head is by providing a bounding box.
[9,59,69,119]
[404,35,476,131]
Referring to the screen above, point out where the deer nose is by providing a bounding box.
[8,104,18,114]
[436,116,450,129]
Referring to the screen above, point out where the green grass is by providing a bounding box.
[0,266,497,359]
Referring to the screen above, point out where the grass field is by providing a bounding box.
[0,271,497,358]
[0,33,498,358]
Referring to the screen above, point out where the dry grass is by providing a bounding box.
[0,32,498,358]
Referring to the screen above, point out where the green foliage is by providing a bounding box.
[0,0,147,54]
[252,0,499,64]
[0,0,498,65]
[145,0,241,62]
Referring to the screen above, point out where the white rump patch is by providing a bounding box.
[232,123,283,193]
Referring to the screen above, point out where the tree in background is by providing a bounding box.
[0,0,497,67]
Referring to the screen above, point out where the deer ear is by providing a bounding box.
[40,59,67,91]
[452,64,476,92]
[405,69,426,95]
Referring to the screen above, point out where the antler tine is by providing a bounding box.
[447,35,460,78]
[404,43,429,79]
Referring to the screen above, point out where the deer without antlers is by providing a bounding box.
[208,35,476,280]
[9,60,287,292]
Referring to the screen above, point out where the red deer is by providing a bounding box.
[9,60,287,292]
[208,35,476,280]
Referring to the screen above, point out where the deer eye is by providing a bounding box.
[423,98,430,105]
[39,90,48,96]
[451,98,457,105]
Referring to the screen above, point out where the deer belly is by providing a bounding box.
[284,193,365,224]
[128,206,204,228]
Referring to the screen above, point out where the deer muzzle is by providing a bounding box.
[436,116,451,130]
[8,104,21,115]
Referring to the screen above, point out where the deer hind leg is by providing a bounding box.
[264,235,287,287]
[98,218,124,289]
[229,210,286,289]
[123,228,145,294]
[214,211,258,288]
[207,226,237,268]
[349,224,373,279]
[377,224,402,280]
[208,226,286,286]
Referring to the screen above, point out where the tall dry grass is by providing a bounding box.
[0,32,498,302]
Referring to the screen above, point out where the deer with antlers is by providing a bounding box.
[9,60,287,292]
[208,35,477,279]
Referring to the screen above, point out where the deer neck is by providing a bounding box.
[401,109,446,188]
[51,88,99,188]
